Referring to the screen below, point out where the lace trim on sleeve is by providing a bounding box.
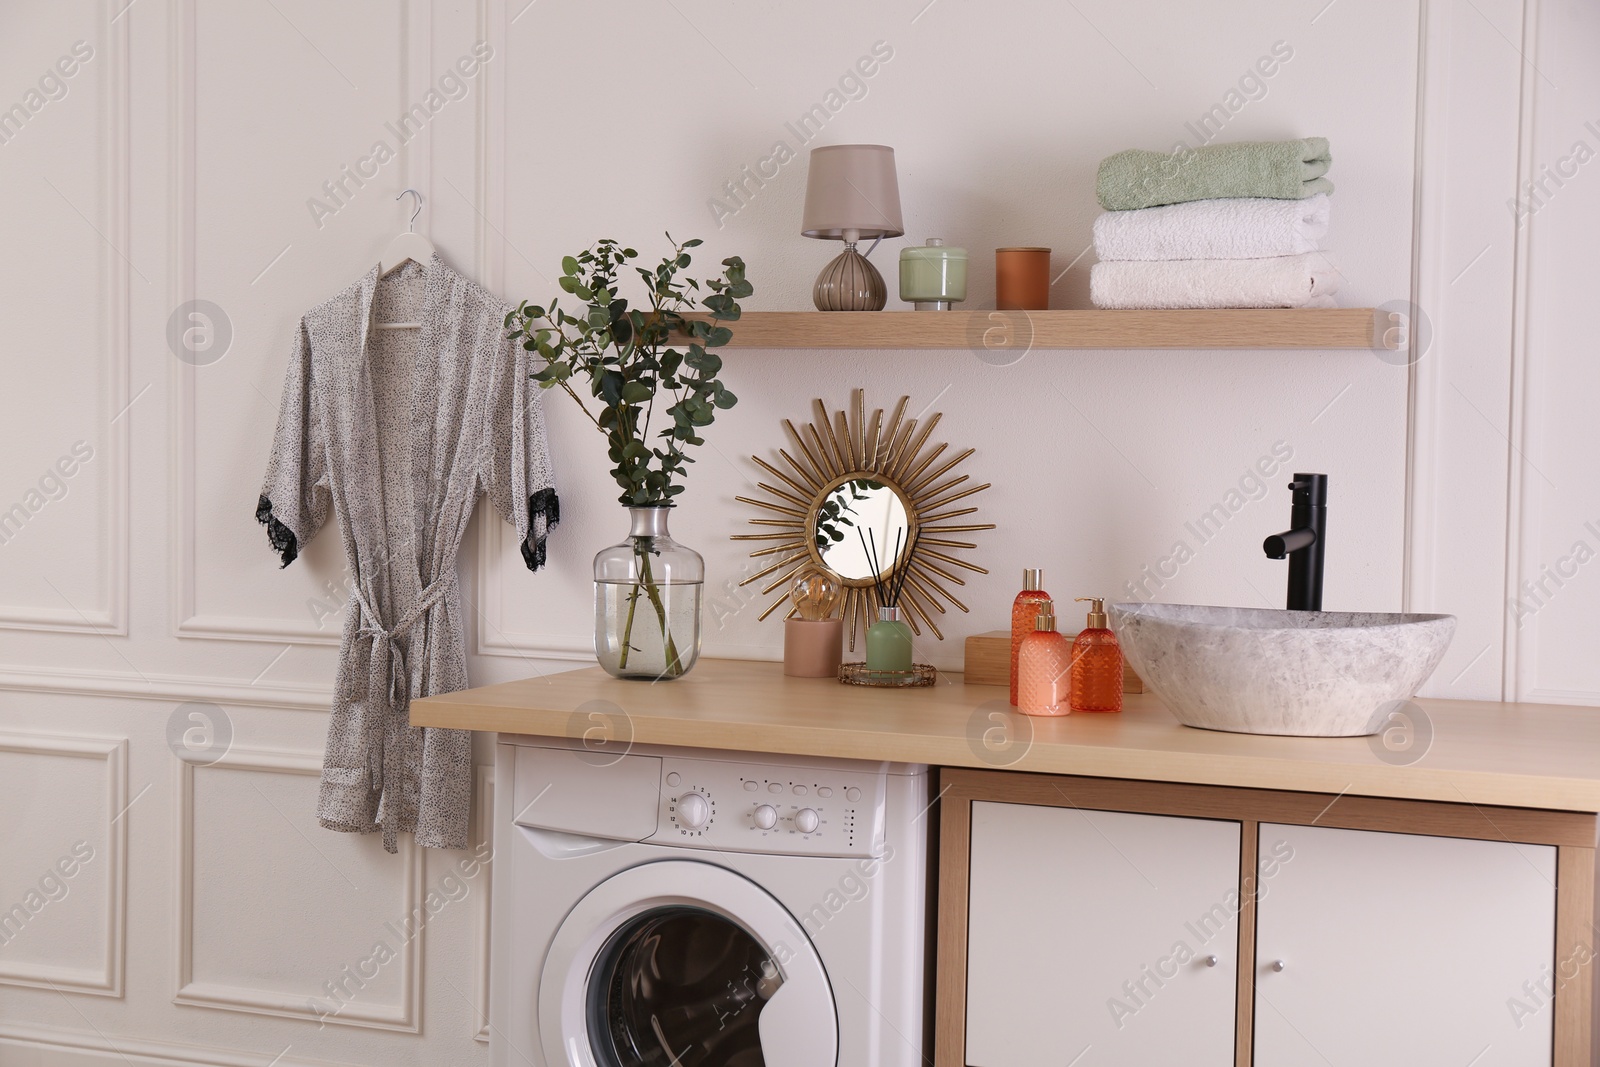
[520,488,560,572]
[256,495,300,568]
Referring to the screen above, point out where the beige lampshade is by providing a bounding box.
[801,144,905,241]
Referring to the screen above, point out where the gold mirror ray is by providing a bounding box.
[732,389,995,650]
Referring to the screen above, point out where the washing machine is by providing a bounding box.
[490,735,929,1067]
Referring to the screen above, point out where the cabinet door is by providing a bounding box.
[965,801,1241,1066]
[1253,823,1556,1065]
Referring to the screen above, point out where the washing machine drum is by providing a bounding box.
[539,861,839,1067]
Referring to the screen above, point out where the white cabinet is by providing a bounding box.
[940,773,1590,1067]
[1252,823,1557,1065]
[965,800,1241,1066]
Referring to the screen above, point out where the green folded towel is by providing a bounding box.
[1097,137,1333,211]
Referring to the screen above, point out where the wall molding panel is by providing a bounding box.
[472,0,600,664]
[1403,0,1533,700]
[0,664,332,712]
[0,732,128,996]
[1499,0,1594,705]
[1503,0,1542,703]
[473,764,493,1044]
[0,1021,366,1067]
[0,0,132,637]
[173,747,424,1032]
[167,0,430,648]
[1526,688,1600,706]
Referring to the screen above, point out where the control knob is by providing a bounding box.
[677,792,710,829]
[794,808,820,834]
[753,804,778,830]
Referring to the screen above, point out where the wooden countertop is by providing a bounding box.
[410,659,1600,812]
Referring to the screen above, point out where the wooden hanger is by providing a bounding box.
[376,189,432,330]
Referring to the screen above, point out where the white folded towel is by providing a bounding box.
[1093,194,1331,261]
[1089,253,1342,309]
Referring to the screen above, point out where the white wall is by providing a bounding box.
[0,0,1592,1063]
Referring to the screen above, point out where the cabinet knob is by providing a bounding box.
[1204,955,1218,968]
[1271,959,1287,972]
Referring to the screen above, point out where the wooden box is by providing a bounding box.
[962,629,1145,693]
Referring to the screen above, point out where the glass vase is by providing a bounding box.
[594,506,704,680]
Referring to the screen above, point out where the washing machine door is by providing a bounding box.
[539,860,838,1067]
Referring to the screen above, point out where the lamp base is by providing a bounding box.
[813,245,887,312]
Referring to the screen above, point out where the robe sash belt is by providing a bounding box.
[354,572,455,851]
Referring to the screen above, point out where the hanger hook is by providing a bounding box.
[396,188,422,233]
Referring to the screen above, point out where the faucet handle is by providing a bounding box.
[1287,473,1329,507]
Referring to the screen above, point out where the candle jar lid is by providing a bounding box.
[901,238,967,261]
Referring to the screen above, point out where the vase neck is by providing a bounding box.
[628,506,672,540]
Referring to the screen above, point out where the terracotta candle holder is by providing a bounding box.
[784,618,844,678]
[995,247,1052,310]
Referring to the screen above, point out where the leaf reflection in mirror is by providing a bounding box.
[815,480,911,582]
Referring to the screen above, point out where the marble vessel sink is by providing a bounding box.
[1107,603,1457,737]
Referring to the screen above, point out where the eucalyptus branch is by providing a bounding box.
[506,235,752,507]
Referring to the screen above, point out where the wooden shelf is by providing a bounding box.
[690,308,1385,350]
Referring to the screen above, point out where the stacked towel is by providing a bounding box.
[1096,137,1333,211]
[1090,253,1341,310]
[1093,195,1330,261]
[1089,138,1340,310]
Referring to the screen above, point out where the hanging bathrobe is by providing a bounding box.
[257,255,558,853]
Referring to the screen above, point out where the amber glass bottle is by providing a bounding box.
[1070,597,1123,713]
[1009,569,1052,706]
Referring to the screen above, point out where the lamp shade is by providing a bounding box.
[801,144,905,241]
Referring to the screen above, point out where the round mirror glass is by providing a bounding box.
[813,479,911,582]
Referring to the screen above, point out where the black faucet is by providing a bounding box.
[1263,473,1327,611]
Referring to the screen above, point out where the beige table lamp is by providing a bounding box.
[801,144,904,311]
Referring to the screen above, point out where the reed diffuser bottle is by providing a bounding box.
[861,528,916,677]
[866,607,914,675]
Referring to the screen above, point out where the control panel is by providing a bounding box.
[651,756,884,858]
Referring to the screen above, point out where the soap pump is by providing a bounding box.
[1017,601,1072,716]
[1070,597,1123,713]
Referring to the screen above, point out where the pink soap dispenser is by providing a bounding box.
[1017,601,1072,717]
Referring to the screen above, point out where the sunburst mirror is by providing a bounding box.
[733,390,995,648]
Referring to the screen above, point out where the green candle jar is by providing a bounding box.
[898,238,968,311]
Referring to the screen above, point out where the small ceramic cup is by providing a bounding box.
[995,247,1052,310]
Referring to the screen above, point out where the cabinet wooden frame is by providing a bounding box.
[934,768,1600,1067]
